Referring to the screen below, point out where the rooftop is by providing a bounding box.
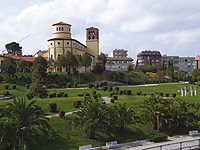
[107,57,133,61]
[137,50,162,57]
[52,21,71,26]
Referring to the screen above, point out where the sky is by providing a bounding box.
[0,0,200,60]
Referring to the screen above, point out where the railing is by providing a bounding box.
[138,138,200,150]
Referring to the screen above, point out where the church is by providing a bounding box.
[47,21,99,72]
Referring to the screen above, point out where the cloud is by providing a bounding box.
[0,0,200,60]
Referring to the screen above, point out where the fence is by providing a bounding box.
[131,138,200,150]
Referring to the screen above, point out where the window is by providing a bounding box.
[66,42,70,45]
[57,42,61,45]
[92,36,95,39]
[51,55,53,59]
[69,28,70,32]
[88,36,91,40]
[50,43,53,46]
[58,53,61,57]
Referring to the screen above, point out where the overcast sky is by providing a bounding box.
[0,0,200,60]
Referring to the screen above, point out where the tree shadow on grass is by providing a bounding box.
[28,132,78,150]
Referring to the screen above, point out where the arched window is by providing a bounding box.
[88,36,91,40]
[92,36,95,39]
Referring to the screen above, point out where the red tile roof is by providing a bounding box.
[86,27,99,30]
[52,21,71,26]
[107,57,133,61]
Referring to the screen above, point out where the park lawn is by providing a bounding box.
[119,83,199,96]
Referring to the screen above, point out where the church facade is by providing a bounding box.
[47,21,99,72]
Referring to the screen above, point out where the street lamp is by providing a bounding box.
[20,126,26,150]
[156,111,160,133]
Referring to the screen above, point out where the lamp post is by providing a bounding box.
[156,111,160,133]
[21,127,26,150]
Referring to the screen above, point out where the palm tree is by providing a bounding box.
[112,103,136,131]
[5,98,50,132]
[73,99,110,139]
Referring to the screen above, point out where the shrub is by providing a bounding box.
[115,87,119,91]
[102,86,107,91]
[97,94,101,98]
[66,82,73,88]
[166,93,169,97]
[64,93,68,97]
[159,93,163,96]
[151,93,154,96]
[60,92,64,97]
[127,90,131,95]
[111,99,115,103]
[85,93,90,96]
[93,91,96,95]
[124,90,127,95]
[12,84,16,89]
[59,111,65,119]
[172,93,176,98]
[110,93,113,97]
[108,86,113,92]
[4,84,9,90]
[3,90,9,96]
[94,83,99,89]
[88,83,94,88]
[144,93,146,96]
[150,133,168,143]
[26,84,30,89]
[120,91,123,95]
[57,93,62,98]
[49,102,57,113]
[46,84,58,88]
[73,100,81,108]
[78,94,84,97]
[137,91,142,95]
[113,95,118,100]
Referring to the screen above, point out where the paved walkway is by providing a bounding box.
[90,135,200,150]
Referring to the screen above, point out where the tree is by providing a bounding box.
[191,69,200,81]
[29,56,47,97]
[1,56,17,82]
[47,58,54,72]
[0,98,50,149]
[5,42,22,56]
[93,53,107,74]
[127,64,134,72]
[82,53,92,72]
[54,55,66,72]
[112,103,135,131]
[18,59,29,73]
[1,56,17,75]
[65,51,78,72]
[33,56,47,82]
[174,70,187,81]
[73,99,110,139]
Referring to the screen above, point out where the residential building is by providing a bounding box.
[106,49,133,72]
[137,50,162,67]
[194,55,200,69]
[162,55,195,76]
[34,50,48,57]
[110,49,128,58]
[48,21,99,72]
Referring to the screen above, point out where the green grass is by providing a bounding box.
[2,83,200,149]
